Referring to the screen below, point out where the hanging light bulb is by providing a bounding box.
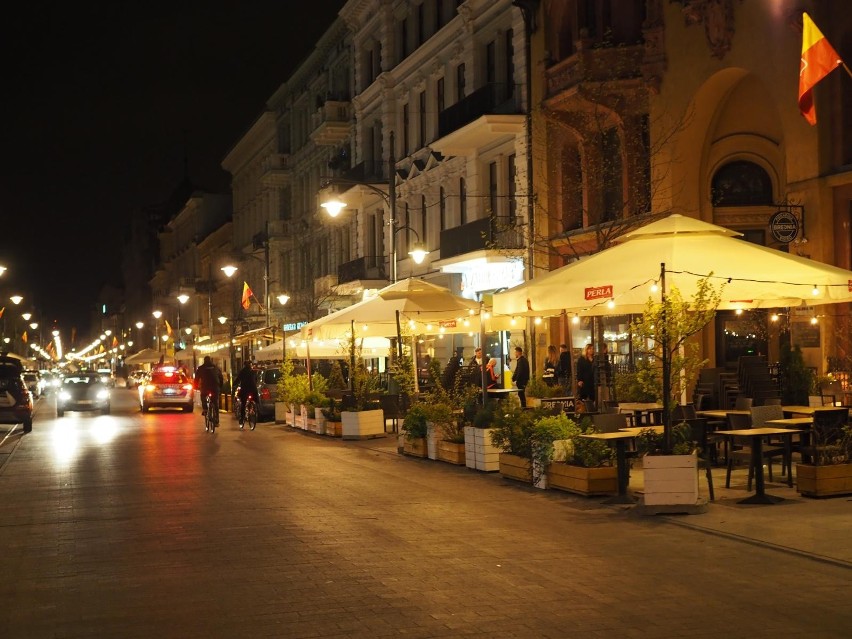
[811,285,819,296]
[650,282,659,293]
[607,299,615,309]
[571,314,579,325]
[534,317,542,325]
[810,316,818,325]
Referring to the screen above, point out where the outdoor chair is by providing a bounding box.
[591,412,630,433]
[734,396,753,411]
[800,408,849,465]
[750,404,790,476]
[682,418,714,501]
[378,394,405,433]
[672,403,697,421]
[725,411,785,490]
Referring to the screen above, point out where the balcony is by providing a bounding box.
[431,83,524,156]
[438,216,525,262]
[337,256,388,285]
[310,100,352,146]
[545,44,644,100]
[260,153,291,186]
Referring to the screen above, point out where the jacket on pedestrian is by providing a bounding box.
[194,362,223,395]
[234,365,259,397]
[512,355,530,388]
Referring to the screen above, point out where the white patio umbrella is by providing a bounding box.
[300,278,481,342]
[494,214,852,317]
[255,336,391,360]
[125,348,164,364]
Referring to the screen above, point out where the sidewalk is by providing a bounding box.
[352,433,852,569]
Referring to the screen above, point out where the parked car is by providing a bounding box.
[57,372,111,416]
[0,355,34,432]
[22,370,43,399]
[233,365,279,421]
[138,366,194,413]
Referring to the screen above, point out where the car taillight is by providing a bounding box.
[182,384,194,391]
[260,387,271,400]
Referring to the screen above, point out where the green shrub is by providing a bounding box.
[401,404,429,440]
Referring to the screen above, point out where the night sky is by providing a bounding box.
[0,1,344,339]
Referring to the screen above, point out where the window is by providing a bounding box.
[400,18,409,60]
[459,177,467,225]
[486,41,496,85]
[404,203,411,255]
[402,103,410,155]
[489,161,498,216]
[417,2,425,46]
[439,187,446,230]
[456,63,466,101]
[601,127,623,222]
[421,195,427,244]
[711,161,773,206]
[436,77,445,114]
[505,29,514,97]
[418,90,426,148]
[507,153,517,223]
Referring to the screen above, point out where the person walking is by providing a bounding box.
[511,346,530,407]
[194,356,223,417]
[234,360,260,428]
[576,344,595,404]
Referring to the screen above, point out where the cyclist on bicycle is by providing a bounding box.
[194,356,223,418]
[234,360,259,427]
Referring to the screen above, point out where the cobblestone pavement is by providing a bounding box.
[0,392,850,638]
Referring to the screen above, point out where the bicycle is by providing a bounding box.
[204,392,219,433]
[240,393,257,431]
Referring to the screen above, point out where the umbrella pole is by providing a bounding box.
[306,340,313,391]
[480,304,487,405]
[661,262,672,453]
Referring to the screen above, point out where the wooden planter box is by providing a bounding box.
[499,453,532,484]
[325,421,342,437]
[547,463,618,496]
[796,463,852,498]
[642,452,699,506]
[341,409,385,440]
[315,408,327,435]
[437,440,466,465]
[426,422,443,460]
[403,437,428,458]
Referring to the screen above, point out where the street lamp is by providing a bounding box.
[221,265,238,381]
[277,293,290,361]
[176,293,189,350]
[320,131,429,283]
[152,310,162,352]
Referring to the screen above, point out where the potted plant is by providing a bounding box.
[275,359,297,425]
[421,401,457,463]
[780,342,814,406]
[796,421,852,498]
[489,406,574,489]
[547,418,618,496]
[401,403,429,458]
[634,422,700,507]
[523,375,561,407]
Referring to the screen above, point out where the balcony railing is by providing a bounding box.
[337,255,387,284]
[439,216,525,261]
[545,45,644,99]
[337,160,386,184]
[438,83,522,138]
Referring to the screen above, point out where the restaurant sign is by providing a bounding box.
[585,285,613,301]
[540,397,576,413]
[769,209,799,243]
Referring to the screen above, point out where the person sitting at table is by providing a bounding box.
[511,346,530,407]
[576,343,595,403]
[485,357,500,389]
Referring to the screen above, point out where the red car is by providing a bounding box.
[0,354,34,433]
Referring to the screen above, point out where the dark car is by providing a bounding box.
[57,372,111,416]
[0,355,34,432]
[233,365,281,420]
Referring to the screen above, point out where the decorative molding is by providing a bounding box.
[673,0,739,60]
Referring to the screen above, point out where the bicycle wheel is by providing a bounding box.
[209,401,218,433]
[247,400,257,430]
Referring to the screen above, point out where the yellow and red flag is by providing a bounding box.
[0,307,4,319]
[241,281,253,310]
[165,320,173,336]
[21,331,27,343]
[799,12,843,125]
[112,336,119,348]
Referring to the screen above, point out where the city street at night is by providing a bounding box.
[0,390,850,638]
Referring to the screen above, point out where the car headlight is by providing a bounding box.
[97,389,110,400]
[59,391,71,401]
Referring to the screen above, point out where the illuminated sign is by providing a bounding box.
[282,321,307,331]
[584,285,613,301]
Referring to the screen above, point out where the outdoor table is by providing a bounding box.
[619,425,665,435]
[618,402,664,425]
[486,388,519,399]
[696,409,750,420]
[717,428,803,503]
[579,431,638,504]
[766,417,813,463]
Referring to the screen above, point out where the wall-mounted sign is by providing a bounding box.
[282,321,307,331]
[769,209,799,243]
[585,285,613,301]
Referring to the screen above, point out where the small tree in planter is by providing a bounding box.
[779,342,814,406]
[340,331,384,439]
[796,421,852,498]
[524,375,562,407]
[321,398,343,437]
[327,360,346,392]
